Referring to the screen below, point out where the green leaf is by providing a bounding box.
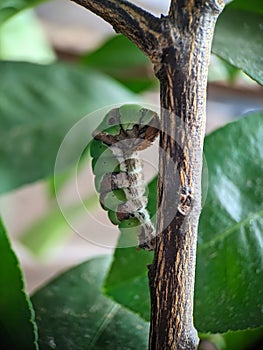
[213,2,263,85]
[0,0,46,25]
[0,61,138,194]
[0,217,38,349]
[200,326,263,350]
[228,0,263,15]
[104,112,263,333]
[195,111,263,333]
[222,326,263,350]
[81,35,157,93]
[0,10,55,63]
[32,256,149,350]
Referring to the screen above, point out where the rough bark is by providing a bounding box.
[149,1,224,349]
[70,0,224,349]
[70,0,162,62]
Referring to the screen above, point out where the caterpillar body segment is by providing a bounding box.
[90,105,159,250]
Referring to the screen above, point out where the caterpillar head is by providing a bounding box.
[90,104,158,251]
[94,108,121,136]
[119,104,159,133]
[118,104,143,130]
[94,105,159,133]
[93,105,159,150]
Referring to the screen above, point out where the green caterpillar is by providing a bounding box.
[90,104,159,250]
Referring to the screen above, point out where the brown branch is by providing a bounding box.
[70,0,162,62]
[169,0,225,21]
[148,1,224,349]
[68,0,224,349]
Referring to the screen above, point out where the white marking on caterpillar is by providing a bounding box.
[110,145,156,250]
[91,105,159,251]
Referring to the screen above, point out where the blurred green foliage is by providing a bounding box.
[0,0,262,349]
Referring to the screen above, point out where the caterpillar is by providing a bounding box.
[90,104,159,250]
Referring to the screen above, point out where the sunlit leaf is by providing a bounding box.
[0,10,55,63]
[0,0,46,25]
[213,2,263,85]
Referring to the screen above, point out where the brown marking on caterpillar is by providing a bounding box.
[93,133,117,146]
[93,110,160,152]
[93,107,160,250]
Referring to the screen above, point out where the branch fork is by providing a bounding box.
[70,0,224,349]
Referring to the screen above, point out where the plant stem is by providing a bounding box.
[70,0,162,61]
[69,0,224,349]
[148,2,224,348]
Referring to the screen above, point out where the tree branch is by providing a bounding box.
[70,0,162,62]
[148,1,224,349]
[169,0,225,22]
[68,0,224,349]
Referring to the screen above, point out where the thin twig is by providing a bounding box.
[70,0,162,62]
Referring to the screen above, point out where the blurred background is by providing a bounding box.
[0,0,263,294]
